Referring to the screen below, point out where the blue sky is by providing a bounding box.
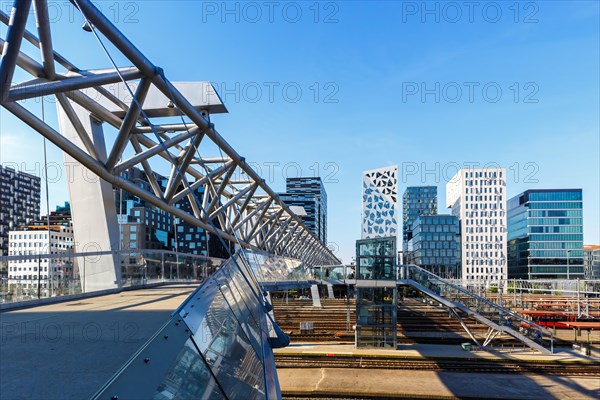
[1,1,598,262]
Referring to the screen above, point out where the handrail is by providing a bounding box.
[408,265,550,334]
[406,264,554,353]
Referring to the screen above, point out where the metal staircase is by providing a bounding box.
[402,265,554,354]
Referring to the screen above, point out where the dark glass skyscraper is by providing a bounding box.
[402,186,437,256]
[279,177,327,245]
[0,166,41,256]
[507,189,584,279]
[116,168,174,252]
[411,214,459,278]
[115,167,210,256]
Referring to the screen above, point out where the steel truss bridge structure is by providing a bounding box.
[1,2,580,399]
[1,2,339,397]
[0,0,339,283]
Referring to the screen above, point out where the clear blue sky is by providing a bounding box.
[1,1,598,263]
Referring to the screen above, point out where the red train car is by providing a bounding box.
[515,310,598,329]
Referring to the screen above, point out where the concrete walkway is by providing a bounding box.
[278,368,600,399]
[0,285,195,400]
[276,343,599,399]
[275,342,598,363]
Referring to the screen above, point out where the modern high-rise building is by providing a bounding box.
[115,167,212,256]
[410,214,459,278]
[362,166,398,239]
[173,186,212,257]
[7,206,74,298]
[402,186,438,258]
[584,245,600,279]
[0,166,41,256]
[446,168,507,280]
[279,177,327,245]
[115,168,174,252]
[507,189,584,280]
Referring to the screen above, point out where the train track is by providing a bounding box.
[285,335,530,346]
[275,355,599,376]
[272,299,598,346]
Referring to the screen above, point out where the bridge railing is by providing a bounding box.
[446,278,600,318]
[0,250,224,304]
[240,249,325,291]
[92,249,285,400]
[406,265,554,353]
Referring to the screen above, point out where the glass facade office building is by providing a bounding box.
[116,168,175,252]
[411,215,459,278]
[173,187,210,257]
[402,186,437,258]
[0,166,41,256]
[355,236,397,348]
[507,189,584,279]
[116,167,210,256]
[280,177,327,245]
[584,245,600,279]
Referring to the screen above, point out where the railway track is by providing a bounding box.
[272,298,586,346]
[275,355,600,376]
[285,335,555,348]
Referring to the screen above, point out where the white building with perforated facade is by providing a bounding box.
[361,165,398,239]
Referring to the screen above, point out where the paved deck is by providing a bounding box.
[278,368,600,399]
[0,285,195,400]
[276,343,599,399]
[275,342,598,363]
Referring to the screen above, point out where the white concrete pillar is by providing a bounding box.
[56,99,120,292]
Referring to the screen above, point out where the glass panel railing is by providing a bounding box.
[197,290,266,400]
[239,250,314,287]
[153,338,225,400]
[313,265,348,280]
[0,250,224,305]
[92,250,284,400]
